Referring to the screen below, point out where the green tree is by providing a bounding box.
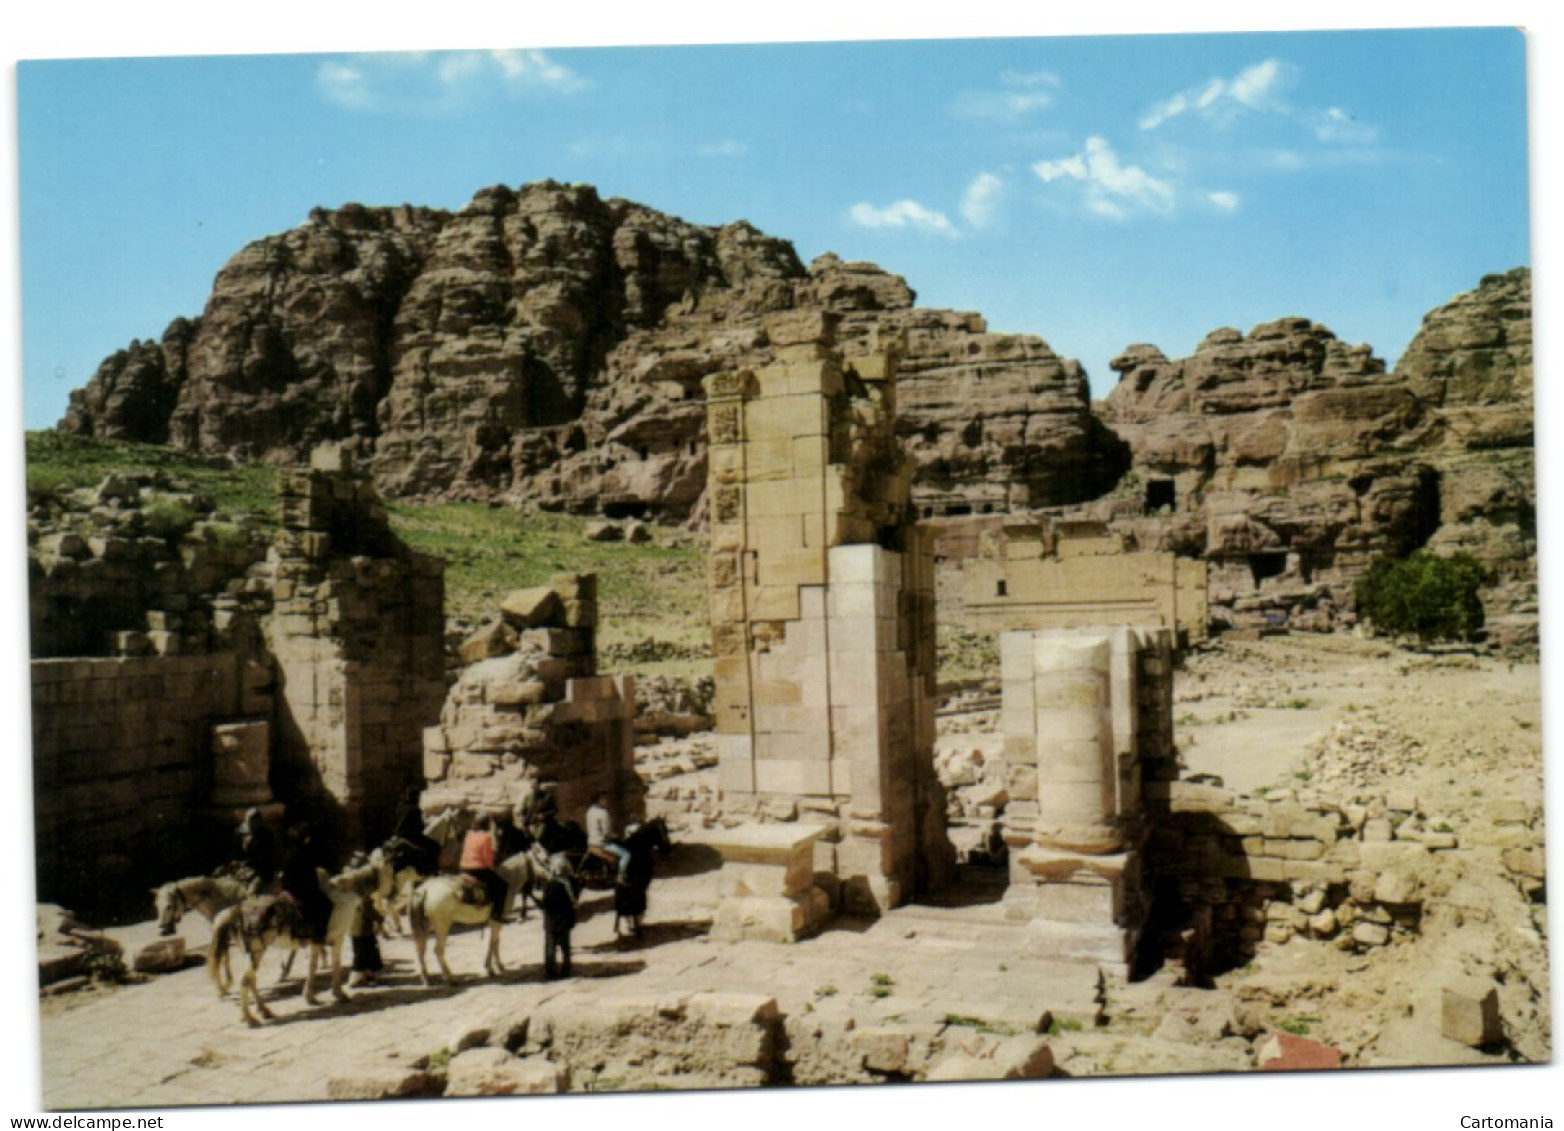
[1354,551,1488,644]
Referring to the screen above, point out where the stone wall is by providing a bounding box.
[262,447,447,847]
[1144,778,1452,979]
[953,518,1208,646]
[28,447,449,902]
[26,469,270,659]
[30,654,264,909]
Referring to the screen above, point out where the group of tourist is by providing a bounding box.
[223,773,638,985]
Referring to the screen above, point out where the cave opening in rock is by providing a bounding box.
[1146,478,1176,512]
[603,500,649,519]
[1247,552,1288,589]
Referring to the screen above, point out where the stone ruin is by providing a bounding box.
[420,574,642,826]
[29,445,445,906]
[264,446,447,844]
[703,309,954,929]
[997,627,1174,979]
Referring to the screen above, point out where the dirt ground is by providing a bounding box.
[1051,632,1550,1072]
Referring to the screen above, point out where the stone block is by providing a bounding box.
[445,1048,568,1096]
[130,937,186,973]
[853,1028,911,1075]
[326,1067,444,1100]
[1441,977,1503,1047]
[687,992,780,1028]
[500,587,562,630]
[1258,1032,1343,1071]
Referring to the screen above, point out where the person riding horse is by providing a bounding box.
[233,808,278,887]
[389,786,441,875]
[278,820,333,942]
[458,813,508,924]
[586,791,631,884]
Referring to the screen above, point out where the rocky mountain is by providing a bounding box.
[1070,269,1534,645]
[60,181,1125,521]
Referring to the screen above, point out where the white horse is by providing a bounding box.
[408,874,503,986]
[153,875,250,936]
[406,848,552,986]
[206,867,362,1025]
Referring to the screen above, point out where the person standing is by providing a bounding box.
[343,851,384,987]
[540,856,578,980]
[279,821,331,942]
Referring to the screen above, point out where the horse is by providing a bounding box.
[206,867,362,1025]
[405,847,547,985]
[552,817,671,938]
[152,875,250,937]
[407,874,504,986]
[372,838,437,935]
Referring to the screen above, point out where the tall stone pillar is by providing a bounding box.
[1003,628,1151,979]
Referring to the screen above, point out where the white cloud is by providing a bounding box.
[1229,59,1286,109]
[1139,57,1296,129]
[953,69,1061,121]
[1138,58,1377,152]
[696,139,747,158]
[317,61,371,110]
[1208,190,1240,213]
[848,199,958,238]
[1031,136,1174,221]
[316,49,587,112]
[960,173,1004,228]
[1308,106,1380,144]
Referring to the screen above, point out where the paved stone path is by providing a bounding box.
[40,860,1101,1109]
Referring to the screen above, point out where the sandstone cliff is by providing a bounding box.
[1078,269,1533,644]
[60,181,1123,520]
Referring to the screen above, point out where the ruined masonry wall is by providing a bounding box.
[1145,779,1454,977]
[262,451,446,847]
[422,574,642,826]
[957,522,1208,646]
[704,311,951,912]
[31,654,268,907]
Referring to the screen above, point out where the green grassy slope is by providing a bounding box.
[24,434,712,679]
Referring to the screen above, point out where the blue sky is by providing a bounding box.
[14,26,1532,429]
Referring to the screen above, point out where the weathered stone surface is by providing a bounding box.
[1089,269,1533,642]
[1441,977,1503,1047]
[445,1048,568,1096]
[326,1066,445,1100]
[1258,1032,1343,1071]
[130,937,186,974]
[59,182,1121,522]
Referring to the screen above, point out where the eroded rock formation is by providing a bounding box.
[1076,269,1533,644]
[60,182,1123,521]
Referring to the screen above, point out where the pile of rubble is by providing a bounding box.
[27,471,271,658]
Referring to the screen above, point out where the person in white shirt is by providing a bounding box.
[586,791,631,882]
